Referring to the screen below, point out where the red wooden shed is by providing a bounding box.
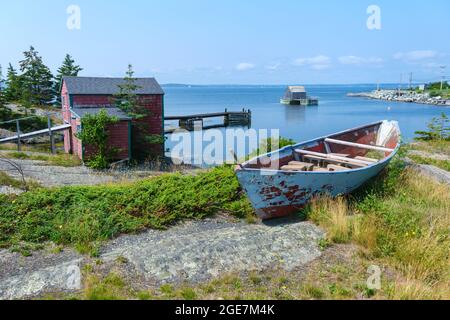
[61,76,164,161]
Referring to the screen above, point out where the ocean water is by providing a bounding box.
[163,84,449,163]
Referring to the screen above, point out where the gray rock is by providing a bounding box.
[0,219,324,299]
[412,163,450,185]
[0,186,24,195]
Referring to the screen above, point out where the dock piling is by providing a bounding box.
[166,109,251,133]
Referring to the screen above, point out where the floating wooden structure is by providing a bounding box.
[235,120,400,220]
[164,109,251,133]
[280,86,319,106]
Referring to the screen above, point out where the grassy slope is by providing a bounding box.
[0,151,81,167]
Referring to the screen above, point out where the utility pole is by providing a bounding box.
[409,72,413,90]
[440,65,446,91]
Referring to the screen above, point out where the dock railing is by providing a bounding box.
[0,113,70,154]
[165,108,251,133]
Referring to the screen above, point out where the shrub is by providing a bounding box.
[0,166,253,252]
[76,109,119,169]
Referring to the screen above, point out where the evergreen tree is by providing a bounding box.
[19,46,54,107]
[115,64,147,119]
[54,54,83,104]
[0,65,8,119]
[4,63,22,102]
[115,64,164,160]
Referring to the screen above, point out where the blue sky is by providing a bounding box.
[0,0,449,84]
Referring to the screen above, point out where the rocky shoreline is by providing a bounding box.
[347,90,450,106]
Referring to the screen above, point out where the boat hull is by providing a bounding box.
[236,160,390,220]
[235,120,400,220]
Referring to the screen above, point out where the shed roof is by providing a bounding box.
[71,106,132,120]
[63,76,164,95]
[288,86,306,93]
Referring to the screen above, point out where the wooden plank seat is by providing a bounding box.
[302,154,366,168]
[288,161,315,171]
[324,138,394,153]
[327,164,351,171]
[355,156,379,163]
[281,165,310,172]
[312,167,329,172]
[329,153,350,157]
[296,149,373,166]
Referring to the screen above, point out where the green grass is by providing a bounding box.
[427,88,450,99]
[0,171,41,191]
[409,154,450,171]
[410,140,450,156]
[306,156,450,299]
[1,151,81,167]
[0,166,253,253]
[0,171,24,189]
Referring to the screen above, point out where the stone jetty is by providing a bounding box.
[347,90,450,106]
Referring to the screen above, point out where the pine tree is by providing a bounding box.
[0,65,8,119]
[115,64,163,160]
[54,54,83,104]
[115,64,147,119]
[19,46,54,107]
[4,63,22,102]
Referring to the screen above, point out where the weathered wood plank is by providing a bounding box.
[295,149,373,166]
[324,138,394,153]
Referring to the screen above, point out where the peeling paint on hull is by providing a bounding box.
[235,120,400,220]
[236,161,390,220]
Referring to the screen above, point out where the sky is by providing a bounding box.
[0,0,449,84]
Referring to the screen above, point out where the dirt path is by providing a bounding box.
[0,219,324,300]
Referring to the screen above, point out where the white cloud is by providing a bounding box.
[236,62,255,71]
[338,55,383,65]
[393,50,437,61]
[293,55,331,70]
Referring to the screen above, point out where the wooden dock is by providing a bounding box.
[164,109,251,133]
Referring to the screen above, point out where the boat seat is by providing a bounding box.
[288,161,314,171]
[355,156,378,163]
[281,165,310,172]
[329,153,350,157]
[312,167,329,172]
[303,154,367,168]
[327,164,350,172]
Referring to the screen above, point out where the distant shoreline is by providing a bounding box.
[347,90,450,106]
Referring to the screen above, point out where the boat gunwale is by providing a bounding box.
[237,120,401,174]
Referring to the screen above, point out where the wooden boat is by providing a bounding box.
[235,120,401,220]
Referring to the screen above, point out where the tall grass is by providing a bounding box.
[306,162,450,299]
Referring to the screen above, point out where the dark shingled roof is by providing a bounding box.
[71,106,132,120]
[63,76,164,95]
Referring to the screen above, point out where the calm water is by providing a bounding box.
[163,84,449,163]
